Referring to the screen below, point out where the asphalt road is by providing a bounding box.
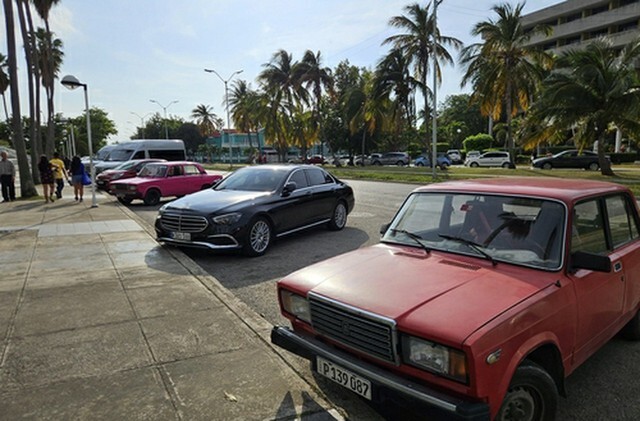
[129,177,640,421]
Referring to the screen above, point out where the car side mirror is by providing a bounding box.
[282,182,297,196]
[569,251,611,273]
[380,223,390,235]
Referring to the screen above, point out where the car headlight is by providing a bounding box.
[212,212,242,225]
[111,173,123,180]
[279,290,311,323]
[402,335,467,383]
[127,185,137,191]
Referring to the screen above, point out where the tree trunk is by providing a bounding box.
[597,135,614,176]
[505,82,516,169]
[4,0,38,197]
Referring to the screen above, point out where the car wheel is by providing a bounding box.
[542,163,552,170]
[416,162,424,167]
[373,161,382,166]
[117,197,133,205]
[588,162,599,171]
[622,309,640,340]
[143,189,161,206]
[470,162,479,168]
[496,361,558,421]
[440,163,450,170]
[328,201,348,231]
[396,160,405,166]
[243,217,272,257]
[502,162,511,168]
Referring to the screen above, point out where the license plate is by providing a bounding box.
[171,232,191,241]
[316,357,371,400]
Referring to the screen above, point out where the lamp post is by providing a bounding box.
[149,99,178,139]
[130,111,152,139]
[61,75,98,208]
[204,68,243,129]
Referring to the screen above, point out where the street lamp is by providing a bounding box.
[60,74,98,208]
[204,68,243,129]
[130,111,152,139]
[149,99,178,139]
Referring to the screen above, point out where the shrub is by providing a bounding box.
[463,134,493,152]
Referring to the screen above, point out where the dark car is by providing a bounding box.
[154,165,355,256]
[96,159,165,192]
[532,149,607,170]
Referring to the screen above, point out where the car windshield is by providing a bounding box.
[115,161,138,170]
[108,149,134,161]
[381,192,565,270]
[138,164,167,178]
[215,167,288,192]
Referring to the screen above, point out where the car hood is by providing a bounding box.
[113,176,160,186]
[281,244,554,344]
[163,188,271,213]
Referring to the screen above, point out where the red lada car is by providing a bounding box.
[110,161,222,206]
[95,159,165,192]
[272,178,640,420]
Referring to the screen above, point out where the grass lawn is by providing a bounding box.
[204,163,640,197]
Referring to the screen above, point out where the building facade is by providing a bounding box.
[522,0,640,54]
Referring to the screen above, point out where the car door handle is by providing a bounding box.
[614,262,623,272]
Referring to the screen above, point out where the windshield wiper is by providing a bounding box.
[438,233,497,266]
[388,229,431,253]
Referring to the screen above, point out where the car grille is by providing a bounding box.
[160,212,208,233]
[309,292,398,364]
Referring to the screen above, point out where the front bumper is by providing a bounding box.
[271,326,490,421]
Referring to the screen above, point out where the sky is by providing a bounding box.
[2,0,564,144]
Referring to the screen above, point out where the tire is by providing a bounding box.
[416,162,424,167]
[373,161,382,166]
[328,201,348,231]
[470,162,479,168]
[117,197,133,205]
[621,309,640,340]
[242,217,272,257]
[542,162,552,170]
[440,163,450,170]
[496,361,558,421]
[502,162,511,168]
[143,189,161,206]
[588,162,599,171]
[396,160,404,166]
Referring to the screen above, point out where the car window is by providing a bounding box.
[306,168,331,186]
[183,165,201,175]
[139,164,167,178]
[216,167,286,191]
[288,170,308,188]
[606,195,640,248]
[571,200,608,255]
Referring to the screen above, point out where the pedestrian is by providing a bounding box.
[50,151,68,199]
[0,150,16,202]
[38,155,56,203]
[69,155,85,202]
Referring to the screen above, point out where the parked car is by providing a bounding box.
[354,153,381,166]
[446,149,463,164]
[272,177,640,420]
[532,149,608,170]
[331,155,351,167]
[414,154,451,169]
[155,164,355,256]
[466,150,481,160]
[371,152,410,166]
[110,161,222,206]
[465,151,511,168]
[306,154,327,165]
[95,159,165,192]
[95,139,186,173]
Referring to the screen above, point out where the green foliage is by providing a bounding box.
[463,133,493,152]
[69,107,117,156]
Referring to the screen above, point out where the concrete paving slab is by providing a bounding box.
[111,247,189,274]
[127,282,223,318]
[0,275,25,292]
[1,321,151,390]
[1,260,30,277]
[0,230,37,249]
[0,367,176,421]
[32,242,107,262]
[161,348,334,421]
[29,253,114,275]
[117,266,191,286]
[105,238,158,254]
[14,281,134,336]
[26,268,120,290]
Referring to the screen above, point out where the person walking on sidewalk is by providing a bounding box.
[38,155,56,203]
[69,156,85,202]
[50,152,68,199]
[0,151,16,202]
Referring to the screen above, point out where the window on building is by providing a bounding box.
[589,28,610,38]
[564,12,582,23]
[564,36,582,45]
[590,5,610,15]
[616,20,639,33]
[619,0,639,7]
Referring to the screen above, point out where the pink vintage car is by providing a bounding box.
[109,161,222,206]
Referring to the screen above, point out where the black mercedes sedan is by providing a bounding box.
[154,165,355,256]
[532,149,607,170]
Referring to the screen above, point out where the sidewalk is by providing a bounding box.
[0,191,342,420]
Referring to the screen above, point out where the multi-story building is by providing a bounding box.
[522,0,640,54]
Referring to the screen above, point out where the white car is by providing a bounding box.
[446,149,462,164]
[465,151,511,168]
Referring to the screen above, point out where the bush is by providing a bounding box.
[609,152,639,164]
[463,134,493,152]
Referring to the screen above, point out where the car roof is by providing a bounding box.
[414,177,630,203]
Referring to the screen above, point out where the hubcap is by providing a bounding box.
[250,221,270,253]
[500,388,536,421]
[334,204,347,228]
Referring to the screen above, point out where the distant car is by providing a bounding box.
[414,154,451,169]
[306,155,327,165]
[466,150,481,160]
[532,149,608,171]
[331,155,351,167]
[371,152,410,166]
[465,151,511,168]
[354,153,381,166]
[154,164,355,256]
[110,161,222,206]
[96,159,165,192]
[446,149,463,164]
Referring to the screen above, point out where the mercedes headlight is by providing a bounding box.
[402,335,467,383]
[212,212,242,225]
[279,290,311,323]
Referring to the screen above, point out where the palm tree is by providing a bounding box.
[0,53,9,121]
[229,80,261,159]
[35,28,64,155]
[524,37,640,176]
[384,2,462,153]
[460,2,552,167]
[191,104,219,137]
